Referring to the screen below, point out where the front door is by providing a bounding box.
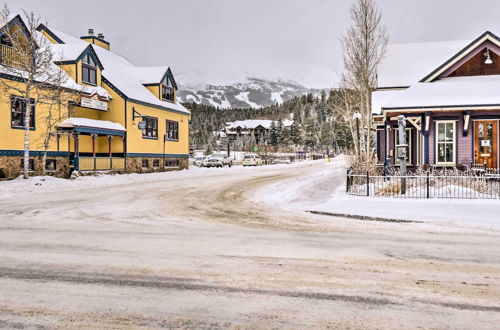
[474,120,498,169]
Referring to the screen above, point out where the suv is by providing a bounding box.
[243,154,263,166]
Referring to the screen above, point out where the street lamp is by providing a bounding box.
[353,109,361,155]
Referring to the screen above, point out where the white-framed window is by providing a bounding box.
[435,121,456,165]
[394,128,412,165]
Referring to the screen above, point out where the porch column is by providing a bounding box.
[108,135,113,170]
[74,132,80,171]
[122,136,126,171]
[424,112,431,165]
[384,121,391,171]
[92,133,97,171]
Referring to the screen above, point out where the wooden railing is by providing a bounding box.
[0,45,21,68]
[77,157,125,171]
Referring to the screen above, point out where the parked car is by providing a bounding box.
[243,154,263,166]
[202,157,224,168]
[210,153,233,167]
[193,156,207,167]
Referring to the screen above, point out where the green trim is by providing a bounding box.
[36,24,65,44]
[101,77,190,116]
[73,126,125,136]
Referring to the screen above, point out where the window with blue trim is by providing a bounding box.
[166,120,179,141]
[142,117,158,139]
[82,53,97,85]
[11,96,35,129]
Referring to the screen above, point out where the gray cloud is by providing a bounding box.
[9,0,500,87]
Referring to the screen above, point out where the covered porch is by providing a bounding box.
[57,118,127,172]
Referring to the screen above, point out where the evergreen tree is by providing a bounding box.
[269,121,279,146]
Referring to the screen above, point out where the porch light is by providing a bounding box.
[484,49,493,65]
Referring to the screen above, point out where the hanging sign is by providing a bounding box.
[81,94,108,111]
[138,121,147,130]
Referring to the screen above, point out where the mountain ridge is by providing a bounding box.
[177,77,325,109]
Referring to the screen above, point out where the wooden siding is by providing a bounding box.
[447,47,500,78]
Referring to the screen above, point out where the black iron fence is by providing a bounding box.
[346,169,500,199]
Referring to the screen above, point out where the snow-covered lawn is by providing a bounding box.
[254,157,500,231]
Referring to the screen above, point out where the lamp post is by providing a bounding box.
[397,115,407,194]
[353,109,361,155]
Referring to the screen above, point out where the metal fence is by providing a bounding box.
[346,170,500,199]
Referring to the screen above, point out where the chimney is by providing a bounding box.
[88,28,94,36]
[98,33,104,40]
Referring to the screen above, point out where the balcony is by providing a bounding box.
[0,44,22,68]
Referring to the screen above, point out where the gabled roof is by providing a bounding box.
[420,31,500,82]
[0,14,31,40]
[226,119,294,130]
[38,25,189,115]
[136,66,178,89]
[51,43,104,70]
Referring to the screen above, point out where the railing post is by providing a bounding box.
[366,171,370,197]
[426,172,430,199]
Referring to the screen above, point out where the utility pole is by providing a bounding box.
[397,115,407,194]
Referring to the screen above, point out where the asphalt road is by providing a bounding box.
[0,161,499,329]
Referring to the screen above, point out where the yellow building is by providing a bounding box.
[0,15,190,179]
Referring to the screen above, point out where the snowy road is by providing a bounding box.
[0,160,499,329]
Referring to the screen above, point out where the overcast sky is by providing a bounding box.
[10,0,500,88]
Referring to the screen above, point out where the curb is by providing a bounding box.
[306,210,426,224]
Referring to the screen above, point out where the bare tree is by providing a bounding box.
[0,5,75,178]
[341,0,388,159]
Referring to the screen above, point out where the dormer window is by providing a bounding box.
[161,75,175,102]
[82,53,97,85]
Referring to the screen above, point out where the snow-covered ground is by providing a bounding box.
[253,157,500,231]
[0,158,499,328]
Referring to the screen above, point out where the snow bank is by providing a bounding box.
[0,161,306,199]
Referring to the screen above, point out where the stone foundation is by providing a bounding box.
[125,157,188,174]
[0,155,70,179]
[0,155,188,180]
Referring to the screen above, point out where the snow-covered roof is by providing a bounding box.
[50,43,90,62]
[134,66,169,84]
[381,75,500,110]
[57,117,126,131]
[40,26,190,115]
[378,40,469,88]
[0,18,110,100]
[226,119,293,130]
[371,89,403,115]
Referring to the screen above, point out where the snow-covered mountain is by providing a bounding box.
[177,77,323,109]
[174,67,330,109]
